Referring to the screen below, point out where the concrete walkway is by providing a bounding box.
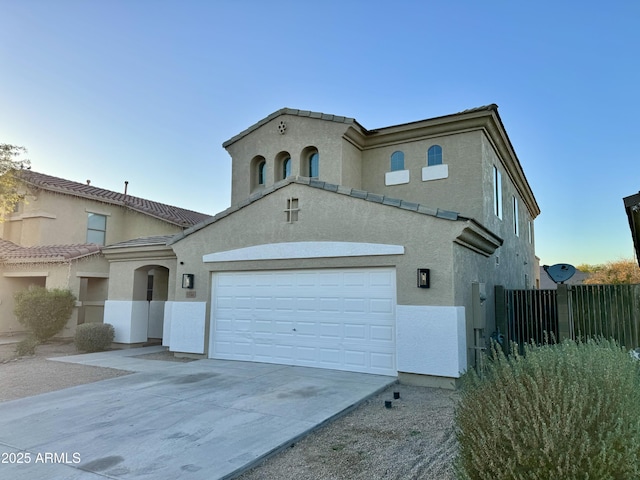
[0,347,395,479]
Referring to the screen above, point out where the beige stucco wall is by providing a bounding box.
[171,183,465,309]
[3,190,183,247]
[0,255,110,336]
[480,135,536,280]
[226,115,355,206]
[360,130,484,220]
[106,256,177,301]
[341,135,363,190]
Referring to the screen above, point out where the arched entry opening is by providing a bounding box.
[133,265,170,343]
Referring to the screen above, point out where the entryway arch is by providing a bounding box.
[133,265,170,341]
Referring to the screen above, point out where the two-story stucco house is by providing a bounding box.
[103,104,540,388]
[0,171,211,337]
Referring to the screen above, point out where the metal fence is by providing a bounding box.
[495,287,559,352]
[495,284,640,351]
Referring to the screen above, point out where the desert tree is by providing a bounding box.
[0,143,30,219]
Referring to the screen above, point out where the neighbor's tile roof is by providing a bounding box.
[0,238,101,263]
[102,235,177,249]
[19,171,212,227]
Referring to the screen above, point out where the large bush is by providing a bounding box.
[455,338,640,480]
[14,286,76,341]
[75,323,114,352]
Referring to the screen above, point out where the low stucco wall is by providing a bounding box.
[396,305,467,378]
[104,300,149,343]
[166,301,206,354]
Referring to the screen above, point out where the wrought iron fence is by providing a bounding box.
[495,284,640,352]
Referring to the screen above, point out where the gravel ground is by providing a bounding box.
[238,383,458,480]
[0,339,458,479]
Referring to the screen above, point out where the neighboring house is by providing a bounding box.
[0,171,211,336]
[624,191,640,267]
[103,104,541,387]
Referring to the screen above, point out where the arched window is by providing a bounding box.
[283,157,291,178]
[390,151,404,171]
[427,145,443,166]
[258,160,266,185]
[309,152,319,178]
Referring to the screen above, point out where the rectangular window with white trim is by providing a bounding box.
[493,165,502,219]
[87,213,107,245]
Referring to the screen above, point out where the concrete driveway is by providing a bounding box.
[0,347,395,479]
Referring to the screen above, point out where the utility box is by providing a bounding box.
[472,282,487,330]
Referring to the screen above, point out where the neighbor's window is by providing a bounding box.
[513,196,519,236]
[427,145,443,166]
[493,165,503,219]
[258,160,266,185]
[87,213,107,245]
[283,157,291,178]
[309,152,319,178]
[528,220,533,244]
[390,151,405,171]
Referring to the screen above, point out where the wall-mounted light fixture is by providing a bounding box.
[182,273,194,289]
[417,269,430,288]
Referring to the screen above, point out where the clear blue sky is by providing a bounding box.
[1,0,638,266]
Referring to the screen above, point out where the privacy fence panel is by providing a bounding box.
[570,284,640,349]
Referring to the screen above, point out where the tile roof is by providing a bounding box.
[0,239,101,263]
[18,171,212,227]
[223,108,358,148]
[168,176,467,245]
[222,104,499,148]
[102,235,176,249]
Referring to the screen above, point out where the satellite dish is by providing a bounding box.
[543,263,576,284]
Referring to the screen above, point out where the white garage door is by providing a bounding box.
[210,267,396,376]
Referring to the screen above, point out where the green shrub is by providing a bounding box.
[13,286,76,341]
[14,335,39,357]
[74,323,114,352]
[455,338,640,480]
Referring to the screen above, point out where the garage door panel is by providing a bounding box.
[371,352,395,370]
[318,272,341,286]
[370,298,394,314]
[344,350,366,368]
[344,323,366,340]
[211,268,396,376]
[344,271,367,286]
[343,298,366,313]
[319,297,341,312]
[371,325,394,341]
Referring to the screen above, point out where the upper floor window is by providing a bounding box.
[258,160,266,185]
[513,196,519,236]
[427,145,443,166]
[390,151,405,172]
[87,213,107,245]
[493,165,503,219]
[309,152,319,178]
[283,157,291,178]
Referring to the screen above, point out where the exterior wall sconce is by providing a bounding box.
[417,269,430,288]
[182,273,194,289]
